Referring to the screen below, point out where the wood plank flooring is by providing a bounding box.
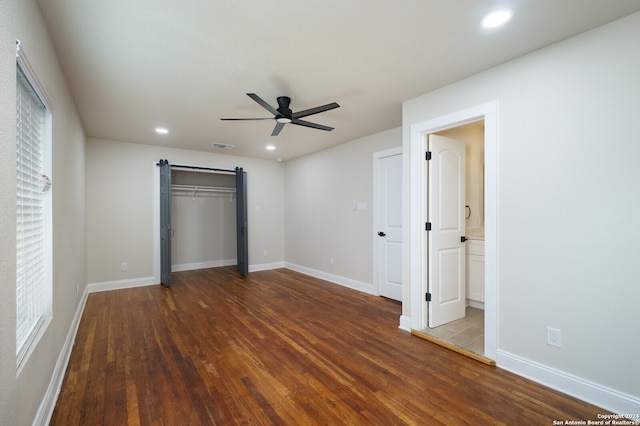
[51,267,605,425]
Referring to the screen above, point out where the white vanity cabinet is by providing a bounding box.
[466,239,485,304]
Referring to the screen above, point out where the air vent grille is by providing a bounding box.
[211,143,234,150]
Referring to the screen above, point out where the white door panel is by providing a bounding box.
[376,153,403,301]
[427,134,466,328]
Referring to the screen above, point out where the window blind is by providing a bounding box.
[16,65,47,367]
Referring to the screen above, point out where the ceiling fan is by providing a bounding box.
[221,93,340,136]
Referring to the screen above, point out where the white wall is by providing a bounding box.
[0,0,18,422]
[86,138,285,286]
[403,12,640,407]
[1,1,87,424]
[285,127,401,291]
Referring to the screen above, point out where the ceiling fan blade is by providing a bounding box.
[247,93,278,116]
[271,122,285,136]
[220,117,273,121]
[291,118,334,131]
[224,94,339,134]
[292,102,340,119]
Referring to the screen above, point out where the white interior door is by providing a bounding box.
[376,153,403,301]
[427,134,466,328]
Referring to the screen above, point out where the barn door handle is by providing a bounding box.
[378,231,386,237]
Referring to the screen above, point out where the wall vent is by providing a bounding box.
[211,143,234,150]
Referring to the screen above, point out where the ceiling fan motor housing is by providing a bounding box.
[276,96,293,121]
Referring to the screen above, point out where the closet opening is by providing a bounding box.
[158,160,248,287]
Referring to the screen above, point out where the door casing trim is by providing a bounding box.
[408,101,498,361]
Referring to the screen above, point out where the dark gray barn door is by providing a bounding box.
[159,160,172,286]
[235,167,248,276]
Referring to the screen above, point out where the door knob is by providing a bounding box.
[378,231,386,237]
[460,236,467,242]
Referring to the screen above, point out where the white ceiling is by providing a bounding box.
[37,1,640,161]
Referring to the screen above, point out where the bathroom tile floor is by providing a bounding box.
[421,306,484,355]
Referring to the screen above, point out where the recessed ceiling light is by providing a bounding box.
[155,127,169,134]
[266,145,276,151]
[482,9,512,28]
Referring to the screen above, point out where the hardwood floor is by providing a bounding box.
[51,267,605,425]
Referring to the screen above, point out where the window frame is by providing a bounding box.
[15,41,53,372]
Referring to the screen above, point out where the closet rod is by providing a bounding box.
[170,164,236,174]
[171,184,236,193]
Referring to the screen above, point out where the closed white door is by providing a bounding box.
[376,153,403,301]
[427,134,466,328]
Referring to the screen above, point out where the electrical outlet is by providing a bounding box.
[329,257,335,266]
[263,250,268,257]
[121,262,128,271]
[547,327,562,348]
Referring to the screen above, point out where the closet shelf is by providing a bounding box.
[171,184,236,196]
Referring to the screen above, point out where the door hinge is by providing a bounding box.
[425,151,432,161]
[425,222,431,231]
[426,292,431,302]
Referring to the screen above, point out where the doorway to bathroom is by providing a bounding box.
[418,121,486,359]
[408,101,497,364]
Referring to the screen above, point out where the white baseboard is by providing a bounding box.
[497,350,640,416]
[35,287,89,426]
[284,262,376,295]
[87,275,158,293]
[399,315,411,332]
[175,260,285,274]
[467,299,485,310]
[250,261,286,272]
[86,261,287,293]
[173,259,236,272]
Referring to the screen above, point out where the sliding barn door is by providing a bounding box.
[159,160,172,287]
[235,167,249,276]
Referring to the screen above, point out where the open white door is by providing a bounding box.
[376,152,403,301]
[427,134,466,328]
